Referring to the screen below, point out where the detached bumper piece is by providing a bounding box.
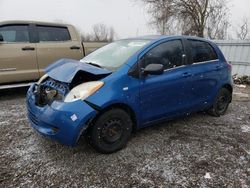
[26,84,97,146]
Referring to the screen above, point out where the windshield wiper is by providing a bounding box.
[85,62,102,68]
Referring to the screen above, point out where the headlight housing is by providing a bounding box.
[64,81,104,103]
[37,74,48,84]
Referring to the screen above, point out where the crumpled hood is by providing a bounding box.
[45,59,112,83]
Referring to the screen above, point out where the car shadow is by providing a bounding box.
[129,111,212,141]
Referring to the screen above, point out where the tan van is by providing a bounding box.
[0,21,106,88]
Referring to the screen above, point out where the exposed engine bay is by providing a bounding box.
[34,78,69,106]
[34,70,110,107]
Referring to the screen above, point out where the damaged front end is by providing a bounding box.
[34,58,111,106]
[26,59,111,146]
[34,77,69,106]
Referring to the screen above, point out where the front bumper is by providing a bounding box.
[26,84,97,146]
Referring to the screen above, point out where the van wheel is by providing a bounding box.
[86,108,133,154]
[207,88,232,117]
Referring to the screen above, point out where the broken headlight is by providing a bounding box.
[37,74,48,84]
[64,81,104,103]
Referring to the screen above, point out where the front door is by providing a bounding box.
[0,24,39,84]
[139,39,193,125]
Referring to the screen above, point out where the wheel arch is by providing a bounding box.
[222,84,233,102]
[222,84,233,93]
[87,102,138,132]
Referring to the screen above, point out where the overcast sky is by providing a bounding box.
[0,0,250,38]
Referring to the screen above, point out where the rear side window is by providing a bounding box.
[0,25,29,42]
[188,40,218,63]
[37,25,71,42]
[141,40,184,70]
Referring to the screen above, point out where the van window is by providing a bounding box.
[37,25,71,42]
[188,40,218,63]
[141,40,184,70]
[0,25,29,42]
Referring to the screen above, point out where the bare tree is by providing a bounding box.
[92,23,108,41]
[144,0,176,34]
[205,0,229,39]
[108,27,115,42]
[92,23,115,42]
[236,17,249,40]
[81,23,116,42]
[139,0,229,39]
[81,32,94,42]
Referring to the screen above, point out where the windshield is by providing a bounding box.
[80,39,151,70]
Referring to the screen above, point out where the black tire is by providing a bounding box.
[86,108,133,154]
[207,88,232,117]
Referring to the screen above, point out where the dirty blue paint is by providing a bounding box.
[27,36,233,146]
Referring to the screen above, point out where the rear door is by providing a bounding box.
[184,39,221,108]
[35,25,83,75]
[0,24,39,84]
[139,39,194,124]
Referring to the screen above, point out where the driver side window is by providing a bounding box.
[0,25,30,43]
[141,40,184,70]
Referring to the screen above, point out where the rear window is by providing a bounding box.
[188,40,218,63]
[37,25,71,42]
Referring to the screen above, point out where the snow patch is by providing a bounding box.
[0,120,10,125]
[204,172,211,179]
[235,84,246,88]
[241,125,250,133]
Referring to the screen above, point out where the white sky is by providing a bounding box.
[0,0,250,39]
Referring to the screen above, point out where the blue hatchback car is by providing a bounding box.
[26,35,233,153]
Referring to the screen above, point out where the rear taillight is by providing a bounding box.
[226,61,232,69]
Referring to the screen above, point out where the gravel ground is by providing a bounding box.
[0,86,249,188]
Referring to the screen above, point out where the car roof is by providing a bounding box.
[123,35,214,43]
[0,20,73,27]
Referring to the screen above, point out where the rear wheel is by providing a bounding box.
[207,88,232,117]
[86,108,133,154]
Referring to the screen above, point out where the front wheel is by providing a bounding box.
[207,88,232,117]
[86,108,133,154]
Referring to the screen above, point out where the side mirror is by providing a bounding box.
[143,64,164,75]
[0,34,3,42]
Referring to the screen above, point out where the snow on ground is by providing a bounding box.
[0,86,249,187]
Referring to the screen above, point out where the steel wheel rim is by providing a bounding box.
[101,119,123,143]
[217,95,228,112]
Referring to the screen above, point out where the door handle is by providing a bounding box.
[182,72,192,77]
[22,47,35,51]
[70,46,80,50]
